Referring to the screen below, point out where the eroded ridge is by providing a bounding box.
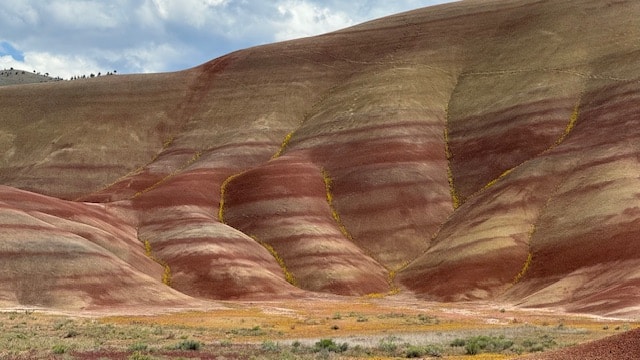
[1,0,640,316]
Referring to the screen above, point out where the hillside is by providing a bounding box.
[0,0,639,317]
[0,69,62,86]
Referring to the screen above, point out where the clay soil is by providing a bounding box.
[1,295,637,359]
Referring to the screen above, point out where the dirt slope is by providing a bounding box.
[0,0,639,315]
[518,328,640,360]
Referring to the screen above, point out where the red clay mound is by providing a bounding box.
[518,328,640,360]
[222,152,390,295]
[0,186,193,309]
[1,0,640,314]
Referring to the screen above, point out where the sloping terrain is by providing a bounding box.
[0,0,639,316]
[519,328,640,360]
[0,69,62,86]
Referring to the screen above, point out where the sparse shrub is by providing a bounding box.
[529,343,546,352]
[378,336,399,354]
[405,345,425,358]
[424,344,444,357]
[450,338,466,347]
[52,344,68,354]
[465,340,481,355]
[220,339,232,347]
[522,334,556,352]
[129,342,148,351]
[227,325,266,336]
[63,329,79,338]
[175,339,201,350]
[485,335,513,352]
[261,340,279,352]
[128,351,155,360]
[314,338,348,353]
[511,344,525,355]
[452,335,515,355]
[416,314,439,324]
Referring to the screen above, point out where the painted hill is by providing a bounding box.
[0,0,639,316]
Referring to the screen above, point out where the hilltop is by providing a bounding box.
[0,68,63,86]
[0,0,639,320]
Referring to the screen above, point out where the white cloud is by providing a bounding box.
[0,1,40,28]
[117,43,185,73]
[150,0,230,28]
[45,0,122,30]
[1,52,101,79]
[273,0,353,41]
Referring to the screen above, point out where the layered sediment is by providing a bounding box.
[1,0,639,316]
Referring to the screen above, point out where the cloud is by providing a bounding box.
[1,52,101,79]
[0,0,457,78]
[0,1,40,28]
[150,0,230,28]
[44,0,122,30]
[273,0,354,41]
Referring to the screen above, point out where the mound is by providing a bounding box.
[0,0,639,314]
[0,69,61,86]
[518,328,640,360]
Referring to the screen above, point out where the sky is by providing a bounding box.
[0,0,456,79]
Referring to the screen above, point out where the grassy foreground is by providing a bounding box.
[0,298,635,359]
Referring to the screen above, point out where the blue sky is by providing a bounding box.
[0,0,456,79]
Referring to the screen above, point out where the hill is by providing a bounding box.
[0,0,639,317]
[0,69,62,86]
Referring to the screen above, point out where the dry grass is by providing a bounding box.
[1,298,634,359]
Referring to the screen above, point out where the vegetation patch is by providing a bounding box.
[314,338,349,353]
[0,304,628,359]
[174,339,201,350]
[450,334,557,355]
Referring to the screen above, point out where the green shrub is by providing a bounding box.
[378,336,399,354]
[314,338,348,353]
[424,344,443,357]
[417,314,439,324]
[261,340,279,352]
[52,344,67,354]
[405,345,425,358]
[452,335,516,355]
[450,338,466,347]
[128,342,148,351]
[511,344,525,355]
[175,339,201,350]
[128,351,155,360]
[522,334,556,352]
[465,341,481,355]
